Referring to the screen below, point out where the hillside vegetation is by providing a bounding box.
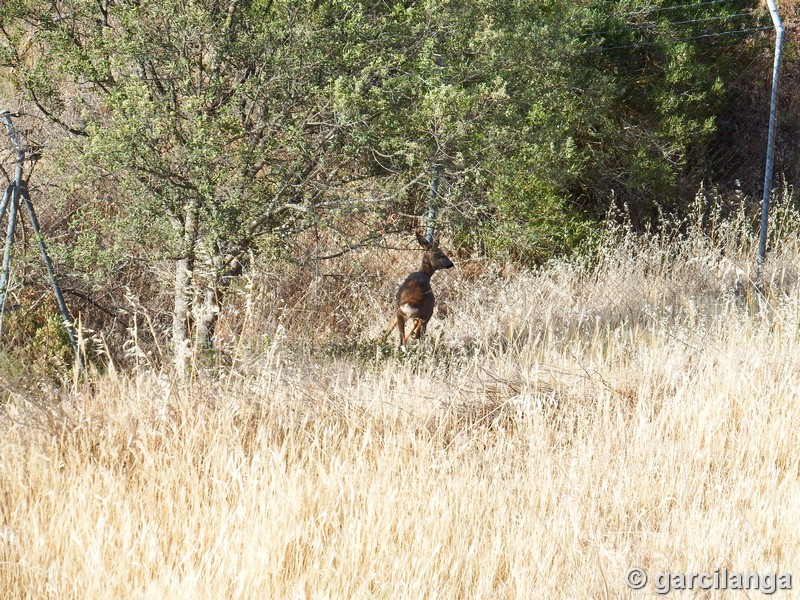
[0,0,793,370]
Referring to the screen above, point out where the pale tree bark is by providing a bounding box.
[173,198,199,378]
[193,282,219,352]
[193,251,246,358]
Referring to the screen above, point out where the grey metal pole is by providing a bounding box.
[426,53,445,245]
[0,183,19,333]
[426,165,440,244]
[756,0,784,281]
[0,184,13,319]
[0,110,24,334]
[0,184,12,222]
[0,110,81,366]
[19,186,80,360]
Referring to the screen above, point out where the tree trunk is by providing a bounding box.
[173,198,199,378]
[193,283,220,352]
[192,253,243,362]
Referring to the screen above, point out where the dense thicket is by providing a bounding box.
[0,0,779,368]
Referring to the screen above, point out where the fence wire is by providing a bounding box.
[1,2,798,361]
[535,3,800,334]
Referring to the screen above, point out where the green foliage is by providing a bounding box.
[0,294,74,381]
[3,0,381,281]
[0,0,779,369]
[577,0,767,220]
[315,0,605,261]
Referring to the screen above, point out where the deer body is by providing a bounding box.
[386,233,453,349]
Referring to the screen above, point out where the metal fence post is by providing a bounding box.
[0,110,82,367]
[0,183,19,330]
[426,53,445,244]
[756,0,784,281]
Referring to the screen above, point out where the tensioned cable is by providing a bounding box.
[580,12,756,37]
[614,0,739,18]
[585,37,769,61]
[585,25,773,52]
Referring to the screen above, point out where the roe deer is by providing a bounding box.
[385,232,454,350]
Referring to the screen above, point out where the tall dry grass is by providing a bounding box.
[2,193,800,598]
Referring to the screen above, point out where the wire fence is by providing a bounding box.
[1,1,798,361]
[538,1,800,333]
[586,1,784,191]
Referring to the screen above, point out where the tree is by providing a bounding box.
[1,0,386,374]
[0,0,773,373]
[323,0,607,261]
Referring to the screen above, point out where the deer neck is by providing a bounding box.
[420,256,436,277]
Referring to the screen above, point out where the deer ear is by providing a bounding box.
[416,231,432,249]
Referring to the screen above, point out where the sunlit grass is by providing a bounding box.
[2,198,800,598]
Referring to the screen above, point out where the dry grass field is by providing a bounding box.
[2,202,800,598]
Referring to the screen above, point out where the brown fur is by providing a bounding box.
[386,232,454,349]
